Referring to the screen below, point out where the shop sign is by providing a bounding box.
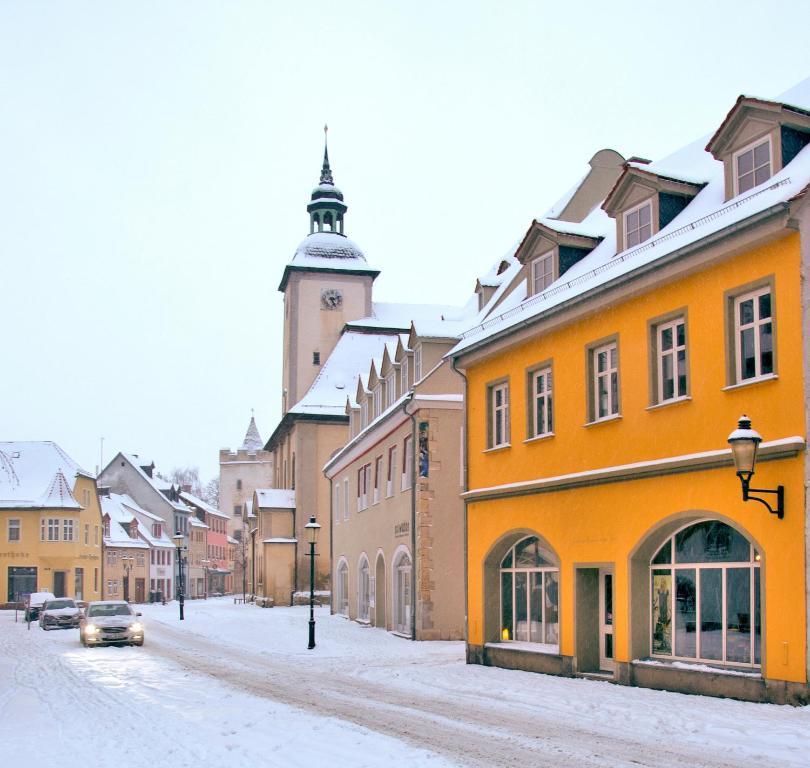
[394,521,410,538]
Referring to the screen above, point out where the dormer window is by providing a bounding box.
[414,345,422,382]
[361,399,369,428]
[734,137,771,195]
[401,357,409,392]
[531,252,554,294]
[373,386,382,417]
[385,373,396,407]
[624,200,653,248]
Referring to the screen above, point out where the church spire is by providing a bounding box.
[307,125,347,236]
[240,413,264,452]
[320,124,334,185]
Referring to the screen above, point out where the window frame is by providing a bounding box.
[527,363,554,439]
[729,283,775,385]
[623,198,654,250]
[401,436,413,491]
[531,250,555,295]
[649,312,689,406]
[385,373,396,408]
[373,456,383,505]
[387,445,397,497]
[732,135,773,197]
[8,518,21,542]
[587,338,620,423]
[414,344,422,383]
[486,379,511,449]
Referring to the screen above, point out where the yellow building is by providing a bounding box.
[452,84,810,703]
[0,441,103,603]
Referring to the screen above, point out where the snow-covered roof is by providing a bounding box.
[119,453,190,514]
[452,80,810,357]
[254,488,296,509]
[347,302,462,332]
[240,416,264,452]
[0,441,89,509]
[289,331,403,417]
[101,493,154,549]
[290,232,371,269]
[190,516,209,529]
[179,491,229,519]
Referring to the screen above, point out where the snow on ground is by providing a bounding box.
[0,604,452,768]
[2,598,809,767]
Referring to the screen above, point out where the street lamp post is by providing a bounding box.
[121,555,135,602]
[173,533,186,620]
[201,558,210,599]
[304,516,321,650]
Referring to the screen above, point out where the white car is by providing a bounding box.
[24,591,56,622]
[80,601,145,647]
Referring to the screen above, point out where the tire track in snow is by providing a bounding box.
[146,619,753,768]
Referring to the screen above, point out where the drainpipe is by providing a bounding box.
[404,390,417,641]
[250,527,257,601]
[328,476,334,616]
[451,355,470,650]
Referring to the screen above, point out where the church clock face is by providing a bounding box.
[321,288,343,310]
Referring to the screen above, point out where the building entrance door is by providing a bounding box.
[394,553,412,635]
[74,568,84,601]
[375,554,386,628]
[135,578,145,603]
[53,571,67,597]
[599,568,615,672]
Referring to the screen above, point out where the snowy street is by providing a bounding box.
[2,599,808,768]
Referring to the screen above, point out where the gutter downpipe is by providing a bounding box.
[451,354,470,653]
[328,477,334,616]
[403,389,417,641]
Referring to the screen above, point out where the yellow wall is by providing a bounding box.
[1,474,103,602]
[464,232,807,683]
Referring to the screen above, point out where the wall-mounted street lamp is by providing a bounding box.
[173,533,187,619]
[304,516,321,650]
[727,415,784,519]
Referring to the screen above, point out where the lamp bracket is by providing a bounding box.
[739,473,784,519]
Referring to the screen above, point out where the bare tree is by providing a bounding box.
[161,466,203,496]
[201,476,220,507]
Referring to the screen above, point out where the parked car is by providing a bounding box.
[24,591,56,622]
[79,601,144,647]
[39,598,82,630]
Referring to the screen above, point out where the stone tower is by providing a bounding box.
[277,129,380,414]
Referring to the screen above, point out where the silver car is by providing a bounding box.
[80,601,145,647]
[39,598,81,630]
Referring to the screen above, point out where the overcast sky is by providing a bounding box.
[2,1,808,484]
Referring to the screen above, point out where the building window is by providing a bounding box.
[529,366,553,438]
[650,520,760,667]
[236,479,242,490]
[654,317,687,403]
[387,446,397,497]
[84,523,89,544]
[373,386,382,418]
[361,399,369,429]
[531,252,554,294]
[358,556,370,622]
[336,560,349,616]
[733,286,773,382]
[63,519,75,542]
[401,436,413,490]
[42,518,60,542]
[386,373,396,407]
[137,553,145,567]
[624,200,653,249]
[591,341,619,421]
[343,478,349,521]
[487,381,510,448]
[8,519,20,542]
[500,536,559,648]
[313,351,320,365]
[373,456,382,504]
[414,345,422,382]
[401,357,409,392]
[94,525,99,545]
[734,137,771,195]
[334,484,341,524]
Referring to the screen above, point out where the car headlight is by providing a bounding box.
[84,624,99,634]
[131,622,143,633]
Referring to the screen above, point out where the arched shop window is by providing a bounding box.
[500,536,559,648]
[336,560,349,616]
[650,520,760,667]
